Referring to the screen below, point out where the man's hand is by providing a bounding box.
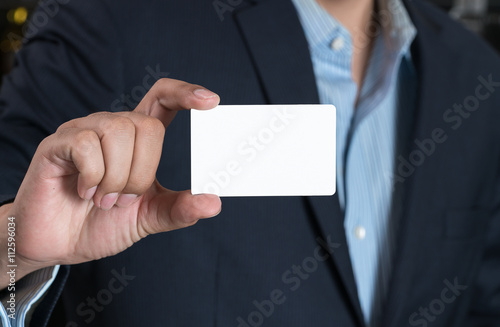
[0,79,221,288]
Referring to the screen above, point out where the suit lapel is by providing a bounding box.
[382,1,447,326]
[234,1,365,324]
[233,0,319,104]
[306,196,365,324]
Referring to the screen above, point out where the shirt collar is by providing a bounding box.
[291,0,416,57]
[291,0,346,50]
[382,0,417,55]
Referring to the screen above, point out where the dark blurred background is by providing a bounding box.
[0,0,35,80]
[0,0,500,83]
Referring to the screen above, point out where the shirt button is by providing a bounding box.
[330,37,345,51]
[354,226,366,240]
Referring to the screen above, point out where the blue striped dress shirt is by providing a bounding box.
[1,266,59,327]
[291,0,416,325]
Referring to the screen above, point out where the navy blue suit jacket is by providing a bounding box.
[0,0,499,326]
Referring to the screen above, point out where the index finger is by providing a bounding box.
[134,78,220,126]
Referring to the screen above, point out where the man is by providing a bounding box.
[1,0,499,326]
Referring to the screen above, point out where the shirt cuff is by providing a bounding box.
[1,265,60,327]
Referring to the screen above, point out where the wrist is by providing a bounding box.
[1,203,14,289]
[0,204,43,289]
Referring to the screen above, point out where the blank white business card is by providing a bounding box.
[191,105,336,197]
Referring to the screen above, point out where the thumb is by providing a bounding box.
[138,184,222,235]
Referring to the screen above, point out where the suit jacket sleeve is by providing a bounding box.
[0,0,125,196]
[0,0,124,323]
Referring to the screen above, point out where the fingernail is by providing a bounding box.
[84,186,97,200]
[194,194,221,218]
[194,88,217,100]
[208,208,222,218]
[116,194,138,208]
[100,193,119,210]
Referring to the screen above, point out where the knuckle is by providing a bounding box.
[154,78,170,89]
[73,130,99,157]
[87,111,111,123]
[88,111,109,119]
[104,116,135,137]
[138,117,165,138]
[38,134,56,151]
[56,120,73,133]
[57,114,93,132]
